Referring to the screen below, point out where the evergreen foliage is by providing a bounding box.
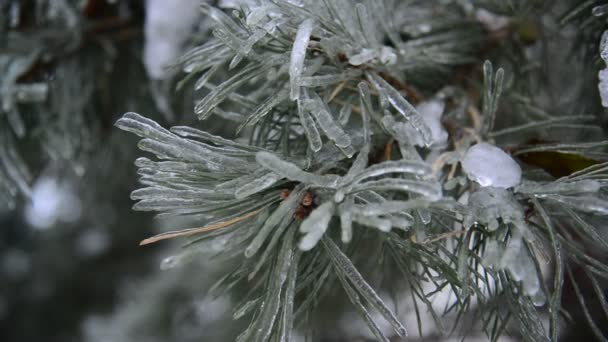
[113,0,608,340]
[5,0,608,341]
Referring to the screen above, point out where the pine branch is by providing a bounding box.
[114,1,608,340]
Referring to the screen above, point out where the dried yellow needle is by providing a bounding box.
[328,81,347,102]
[421,229,467,245]
[140,208,263,246]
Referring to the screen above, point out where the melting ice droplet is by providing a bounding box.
[462,143,521,188]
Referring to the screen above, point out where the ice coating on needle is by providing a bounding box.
[461,143,521,188]
[290,19,314,100]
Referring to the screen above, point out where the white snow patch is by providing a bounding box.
[406,99,448,148]
[24,177,81,229]
[461,143,521,188]
[476,8,510,32]
[144,0,201,79]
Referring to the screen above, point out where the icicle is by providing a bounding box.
[304,94,354,156]
[355,2,379,46]
[353,215,392,232]
[593,4,608,17]
[233,298,260,319]
[249,217,293,280]
[348,48,378,66]
[194,63,221,90]
[298,100,323,152]
[299,70,361,87]
[338,197,354,243]
[194,60,277,119]
[245,186,302,257]
[242,86,290,127]
[515,180,601,195]
[171,125,261,151]
[338,103,352,125]
[235,172,282,199]
[278,249,300,342]
[323,238,408,337]
[253,228,295,342]
[366,72,433,146]
[290,19,315,100]
[299,201,335,251]
[348,160,433,185]
[304,95,351,150]
[356,199,430,216]
[544,194,608,215]
[350,179,442,200]
[256,152,340,188]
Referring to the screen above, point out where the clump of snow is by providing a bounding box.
[405,99,448,148]
[144,0,201,79]
[24,176,81,229]
[463,187,526,231]
[461,143,521,188]
[475,8,510,32]
[483,238,546,306]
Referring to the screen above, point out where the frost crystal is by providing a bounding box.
[461,143,521,188]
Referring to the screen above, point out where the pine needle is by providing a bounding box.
[139,208,263,245]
